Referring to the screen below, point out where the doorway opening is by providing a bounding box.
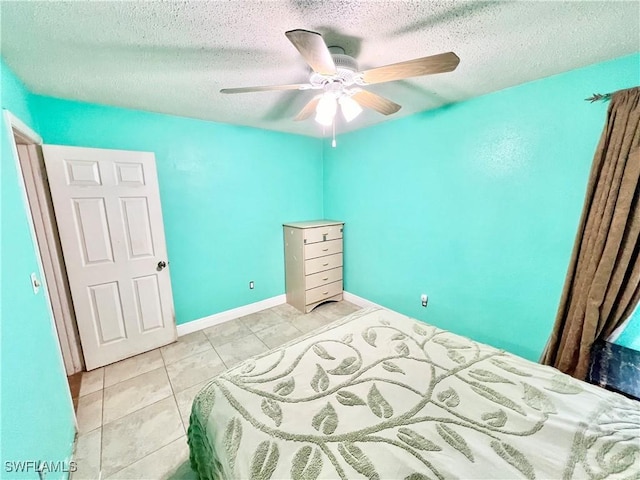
[6,111,84,411]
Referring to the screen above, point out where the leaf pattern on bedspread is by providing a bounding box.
[311,402,338,435]
[490,440,536,480]
[481,409,508,428]
[397,428,442,451]
[447,349,467,364]
[545,374,583,395]
[381,360,405,375]
[395,342,410,357]
[273,377,295,396]
[223,417,242,473]
[436,424,474,462]
[489,358,532,377]
[250,441,279,480]
[404,474,432,480]
[261,398,282,427]
[522,383,557,414]
[367,384,393,419]
[327,356,359,375]
[291,445,323,480]
[338,443,380,480]
[310,364,329,392]
[468,368,514,384]
[336,390,366,406]
[312,344,335,360]
[187,307,640,480]
[362,329,377,347]
[437,387,460,407]
[413,324,428,336]
[470,382,526,415]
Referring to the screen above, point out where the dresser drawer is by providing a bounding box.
[305,267,343,290]
[305,253,343,275]
[304,225,343,244]
[306,280,343,305]
[304,239,342,259]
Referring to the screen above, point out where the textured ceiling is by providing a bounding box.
[1,1,638,137]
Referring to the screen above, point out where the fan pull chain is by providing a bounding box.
[331,120,337,148]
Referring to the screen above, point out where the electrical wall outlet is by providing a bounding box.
[421,294,428,307]
[249,281,254,289]
[31,273,41,294]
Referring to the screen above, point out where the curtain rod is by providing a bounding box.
[585,93,612,103]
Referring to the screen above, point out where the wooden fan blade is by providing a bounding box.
[285,29,336,75]
[361,52,460,85]
[352,90,401,115]
[220,84,310,94]
[294,96,322,121]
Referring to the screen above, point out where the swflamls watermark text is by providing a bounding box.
[5,461,78,473]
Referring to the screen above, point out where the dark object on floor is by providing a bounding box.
[588,339,640,400]
[68,371,82,412]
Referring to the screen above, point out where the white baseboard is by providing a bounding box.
[177,292,382,337]
[343,291,386,310]
[176,294,286,336]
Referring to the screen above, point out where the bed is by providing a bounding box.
[187,307,640,479]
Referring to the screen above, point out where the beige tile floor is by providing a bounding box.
[71,300,361,480]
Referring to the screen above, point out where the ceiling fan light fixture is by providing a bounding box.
[315,94,337,126]
[339,95,363,122]
[222,29,459,129]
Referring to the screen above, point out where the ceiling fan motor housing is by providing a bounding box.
[309,53,360,88]
[332,53,358,72]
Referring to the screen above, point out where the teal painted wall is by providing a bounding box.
[616,305,640,350]
[323,54,640,361]
[1,61,76,478]
[30,96,323,324]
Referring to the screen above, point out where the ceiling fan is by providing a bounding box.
[221,29,460,128]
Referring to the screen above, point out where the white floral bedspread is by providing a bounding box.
[188,307,640,480]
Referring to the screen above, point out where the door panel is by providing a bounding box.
[121,197,155,258]
[73,198,114,265]
[89,282,127,344]
[115,162,145,186]
[133,275,165,332]
[65,159,102,186]
[43,145,176,370]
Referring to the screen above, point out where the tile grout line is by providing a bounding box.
[159,344,190,433]
[99,351,181,477]
[102,352,164,390]
[99,389,185,477]
[104,434,188,479]
[253,333,272,352]
[100,366,173,424]
[99,370,105,477]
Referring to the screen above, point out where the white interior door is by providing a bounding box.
[42,145,177,370]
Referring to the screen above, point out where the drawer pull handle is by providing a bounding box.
[322,248,329,251]
[322,277,329,281]
[322,262,329,266]
[323,291,329,295]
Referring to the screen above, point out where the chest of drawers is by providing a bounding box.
[283,220,344,313]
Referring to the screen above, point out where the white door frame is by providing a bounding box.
[3,109,77,426]
[11,121,84,375]
[16,141,84,374]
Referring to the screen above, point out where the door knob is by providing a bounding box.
[157,261,167,271]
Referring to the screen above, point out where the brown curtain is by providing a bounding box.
[542,87,640,380]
